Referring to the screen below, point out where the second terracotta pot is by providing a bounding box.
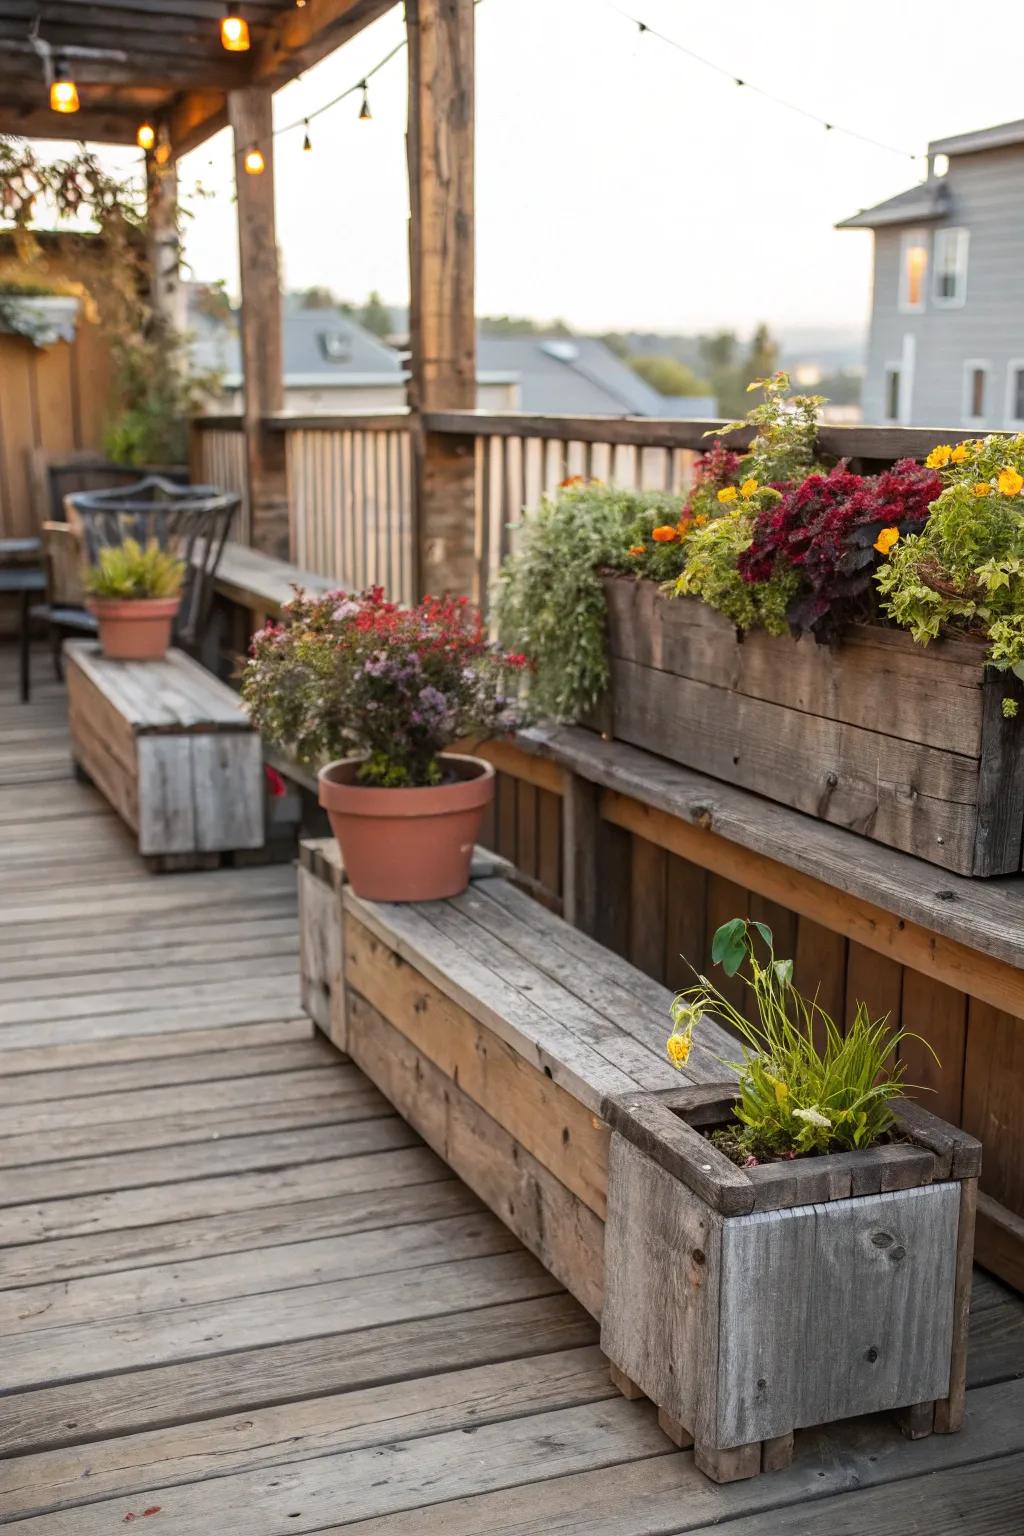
[318,753,495,902]
[93,597,179,661]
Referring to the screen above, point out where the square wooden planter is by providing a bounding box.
[600,574,1024,877]
[600,1083,980,1482]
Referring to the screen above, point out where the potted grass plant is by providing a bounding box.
[601,918,980,1481]
[242,586,525,902]
[84,537,184,661]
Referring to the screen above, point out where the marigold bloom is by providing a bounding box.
[950,444,970,464]
[974,482,994,497]
[740,478,758,498]
[666,1032,691,1067]
[694,513,708,526]
[874,526,900,555]
[717,486,738,503]
[651,525,678,543]
[925,444,952,469]
[998,467,1024,497]
[558,474,584,488]
[628,544,645,556]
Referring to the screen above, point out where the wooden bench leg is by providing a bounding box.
[761,1431,794,1471]
[897,1401,936,1440]
[694,1441,762,1483]
[657,1407,694,1449]
[608,1363,645,1401]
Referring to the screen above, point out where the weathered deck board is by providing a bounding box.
[0,648,1020,1533]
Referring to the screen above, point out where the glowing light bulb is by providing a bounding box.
[358,83,371,121]
[221,4,250,51]
[243,144,265,175]
[50,72,79,114]
[137,122,156,151]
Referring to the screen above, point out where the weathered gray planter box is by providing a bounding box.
[600,574,1024,877]
[600,1082,980,1482]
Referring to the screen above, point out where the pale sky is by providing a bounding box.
[43,0,1024,335]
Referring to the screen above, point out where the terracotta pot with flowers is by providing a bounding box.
[84,537,184,661]
[243,587,526,902]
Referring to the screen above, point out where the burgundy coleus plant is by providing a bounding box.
[738,458,942,641]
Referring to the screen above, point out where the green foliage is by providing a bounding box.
[480,314,573,336]
[709,370,824,485]
[84,538,184,601]
[674,499,797,634]
[876,434,1024,675]
[627,354,711,398]
[358,289,391,338]
[668,918,929,1161]
[698,325,780,418]
[493,482,682,721]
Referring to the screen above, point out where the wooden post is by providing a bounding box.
[146,157,184,336]
[406,0,477,600]
[228,85,288,558]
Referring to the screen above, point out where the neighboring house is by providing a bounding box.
[838,118,1024,430]
[190,292,715,418]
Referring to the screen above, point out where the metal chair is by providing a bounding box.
[67,476,239,651]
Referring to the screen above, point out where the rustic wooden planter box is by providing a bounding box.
[601,574,1024,877]
[601,1083,980,1482]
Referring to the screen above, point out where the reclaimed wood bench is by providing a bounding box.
[298,838,979,1483]
[66,640,264,871]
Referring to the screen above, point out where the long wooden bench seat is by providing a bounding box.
[66,640,265,870]
[298,838,979,1484]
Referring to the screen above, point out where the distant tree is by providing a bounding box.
[745,323,779,385]
[628,355,711,398]
[300,285,339,310]
[194,281,233,323]
[599,331,630,359]
[479,314,573,336]
[359,290,392,338]
[816,370,863,406]
[698,331,738,374]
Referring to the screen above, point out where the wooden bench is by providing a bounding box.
[298,839,979,1483]
[66,640,265,870]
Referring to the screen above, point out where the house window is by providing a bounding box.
[1005,361,1024,427]
[933,228,969,306]
[899,229,929,312]
[963,360,990,425]
[884,366,901,422]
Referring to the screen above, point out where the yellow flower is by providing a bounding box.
[766,1075,789,1105]
[718,486,738,503]
[974,482,993,497]
[694,514,708,526]
[925,444,952,469]
[874,526,900,556]
[666,1031,692,1069]
[950,444,969,464]
[740,478,758,499]
[998,467,1024,498]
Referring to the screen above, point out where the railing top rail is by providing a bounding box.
[265,411,413,433]
[419,409,995,460]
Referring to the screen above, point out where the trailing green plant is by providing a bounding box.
[492,480,681,720]
[673,492,798,634]
[666,918,932,1162]
[84,538,184,601]
[708,370,825,486]
[0,138,218,464]
[876,434,1024,677]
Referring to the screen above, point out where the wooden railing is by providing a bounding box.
[193,409,976,603]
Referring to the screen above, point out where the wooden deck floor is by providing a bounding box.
[1,651,1023,1534]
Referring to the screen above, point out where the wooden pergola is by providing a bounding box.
[0,0,476,591]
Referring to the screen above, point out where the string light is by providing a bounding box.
[221,3,250,52]
[302,120,312,152]
[613,3,921,162]
[358,81,371,120]
[243,143,265,175]
[49,63,79,114]
[136,121,156,152]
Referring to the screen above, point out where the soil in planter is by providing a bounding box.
[704,1120,907,1170]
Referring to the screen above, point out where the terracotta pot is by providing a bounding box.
[92,597,179,661]
[318,753,495,902]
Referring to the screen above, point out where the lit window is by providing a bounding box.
[900,229,929,312]
[885,367,901,421]
[933,227,969,306]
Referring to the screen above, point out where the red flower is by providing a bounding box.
[264,764,287,799]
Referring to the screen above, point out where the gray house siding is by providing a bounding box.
[859,143,1024,429]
